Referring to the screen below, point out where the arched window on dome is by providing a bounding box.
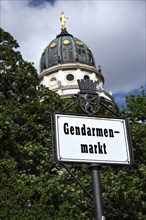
[40,54,46,72]
[62,39,73,63]
[48,42,58,67]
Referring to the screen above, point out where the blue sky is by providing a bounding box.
[1,0,145,108]
[112,87,144,108]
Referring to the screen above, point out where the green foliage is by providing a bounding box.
[0,28,92,220]
[0,28,146,219]
[102,87,146,219]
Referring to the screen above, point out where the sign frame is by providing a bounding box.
[54,113,133,165]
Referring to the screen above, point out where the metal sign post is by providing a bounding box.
[89,164,104,220]
[53,79,133,220]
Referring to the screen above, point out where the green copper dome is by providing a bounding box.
[40,29,96,73]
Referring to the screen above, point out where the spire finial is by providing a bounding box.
[60,12,68,30]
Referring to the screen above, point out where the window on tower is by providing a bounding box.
[66,74,74,81]
[84,75,89,81]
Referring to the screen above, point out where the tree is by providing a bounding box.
[102,87,146,220]
[0,27,61,219]
[0,28,92,220]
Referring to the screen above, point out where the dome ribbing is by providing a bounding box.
[40,29,96,73]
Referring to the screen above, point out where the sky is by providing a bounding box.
[0,0,145,107]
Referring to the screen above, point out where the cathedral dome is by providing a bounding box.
[38,13,116,107]
[40,29,96,73]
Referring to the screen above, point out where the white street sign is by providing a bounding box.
[54,114,132,164]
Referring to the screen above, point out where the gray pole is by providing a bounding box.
[76,81,106,219]
[89,164,105,220]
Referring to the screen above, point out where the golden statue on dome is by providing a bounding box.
[60,12,68,30]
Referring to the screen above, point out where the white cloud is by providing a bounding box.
[1,0,145,93]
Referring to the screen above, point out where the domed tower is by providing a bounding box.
[39,13,115,105]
